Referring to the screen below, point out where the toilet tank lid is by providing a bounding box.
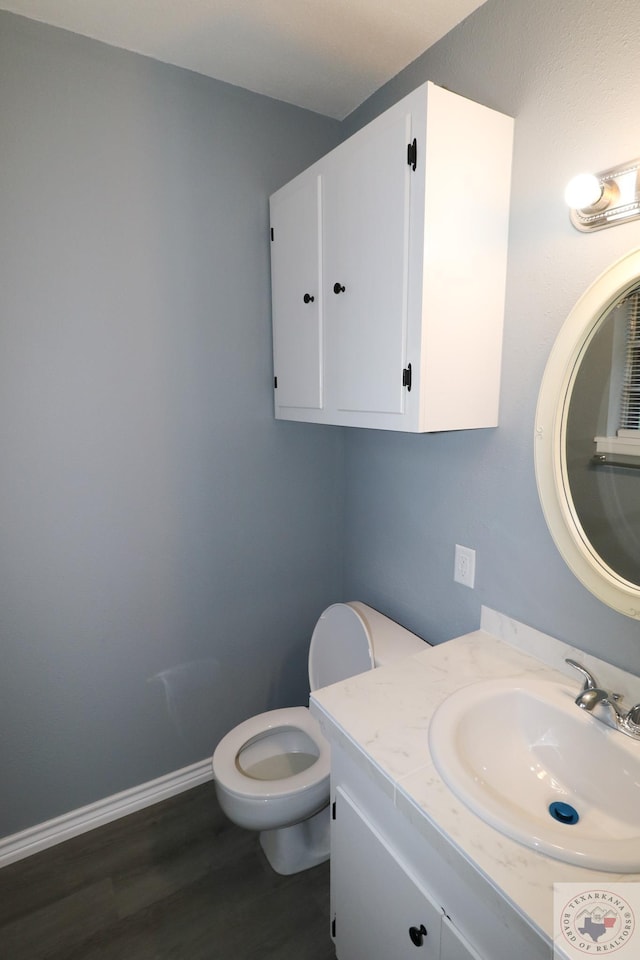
[308,603,374,692]
[348,601,426,666]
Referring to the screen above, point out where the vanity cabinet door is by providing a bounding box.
[332,787,442,960]
[270,172,322,411]
[441,915,484,960]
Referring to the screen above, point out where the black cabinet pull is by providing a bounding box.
[333,282,346,294]
[303,293,315,303]
[409,924,427,947]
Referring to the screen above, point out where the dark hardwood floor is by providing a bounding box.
[0,782,335,960]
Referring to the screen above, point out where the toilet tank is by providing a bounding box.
[347,602,427,666]
[308,601,428,692]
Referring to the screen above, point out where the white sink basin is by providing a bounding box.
[428,677,640,872]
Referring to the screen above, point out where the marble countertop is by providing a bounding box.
[310,607,640,945]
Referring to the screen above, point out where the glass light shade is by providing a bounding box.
[564,173,603,210]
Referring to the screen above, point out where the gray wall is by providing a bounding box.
[0,12,343,836]
[340,0,640,670]
[4,0,640,841]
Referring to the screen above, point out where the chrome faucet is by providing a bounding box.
[565,659,640,740]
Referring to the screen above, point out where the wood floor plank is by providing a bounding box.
[0,878,117,960]
[0,783,336,960]
[47,861,333,960]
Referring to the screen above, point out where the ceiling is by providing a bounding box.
[0,0,487,119]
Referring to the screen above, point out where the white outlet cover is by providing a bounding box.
[454,544,476,588]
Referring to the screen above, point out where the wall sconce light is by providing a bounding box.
[565,158,640,232]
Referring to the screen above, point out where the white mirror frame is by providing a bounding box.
[535,247,640,619]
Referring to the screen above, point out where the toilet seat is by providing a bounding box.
[212,706,329,800]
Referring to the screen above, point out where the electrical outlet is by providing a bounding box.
[454,544,476,588]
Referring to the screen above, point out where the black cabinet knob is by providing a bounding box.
[303,293,315,303]
[333,282,346,294]
[409,924,427,947]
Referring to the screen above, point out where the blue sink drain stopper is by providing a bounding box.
[548,801,579,824]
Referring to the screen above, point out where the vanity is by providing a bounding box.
[310,608,640,960]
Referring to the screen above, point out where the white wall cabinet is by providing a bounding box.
[269,81,513,432]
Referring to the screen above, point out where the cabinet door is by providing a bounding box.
[332,788,442,960]
[270,174,322,410]
[323,103,413,416]
[441,915,484,960]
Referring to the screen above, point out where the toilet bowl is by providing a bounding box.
[213,706,330,831]
[212,602,426,875]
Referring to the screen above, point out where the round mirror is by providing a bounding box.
[535,248,640,618]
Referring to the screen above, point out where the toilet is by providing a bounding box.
[212,601,426,875]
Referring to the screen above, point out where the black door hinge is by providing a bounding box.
[331,917,336,938]
[274,376,278,389]
[407,138,417,171]
[331,800,336,820]
[403,363,412,391]
[270,227,274,241]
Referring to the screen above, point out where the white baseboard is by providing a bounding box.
[0,759,214,869]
